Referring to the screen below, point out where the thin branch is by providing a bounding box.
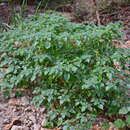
[2,22,11,30]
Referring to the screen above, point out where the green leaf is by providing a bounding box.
[119,107,130,115]
[126,115,130,126]
[86,123,93,129]
[3,91,10,99]
[81,84,90,89]
[71,65,77,72]
[98,104,103,110]
[106,73,112,80]
[114,119,125,128]
[45,42,51,49]
[6,66,14,74]
[31,74,36,82]
[127,84,130,89]
[64,73,70,81]
[102,123,110,129]
[63,126,69,130]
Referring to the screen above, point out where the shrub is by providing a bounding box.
[0,12,129,129]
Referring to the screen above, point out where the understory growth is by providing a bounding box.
[0,12,130,129]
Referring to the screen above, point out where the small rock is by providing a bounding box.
[11,125,23,130]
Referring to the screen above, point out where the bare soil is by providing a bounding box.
[0,93,48,130]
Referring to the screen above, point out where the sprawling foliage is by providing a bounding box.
[0,12,129,129]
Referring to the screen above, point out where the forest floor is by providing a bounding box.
[0,93,47,130]
[0,3,130,130]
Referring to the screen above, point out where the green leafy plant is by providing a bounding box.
[0,12,129,129]
[114,119,125,128]
[126,115,130,127]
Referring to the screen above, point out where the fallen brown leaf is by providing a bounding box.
[3,124,13,130]
[8,98,21,106]
[3,118,21,130]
